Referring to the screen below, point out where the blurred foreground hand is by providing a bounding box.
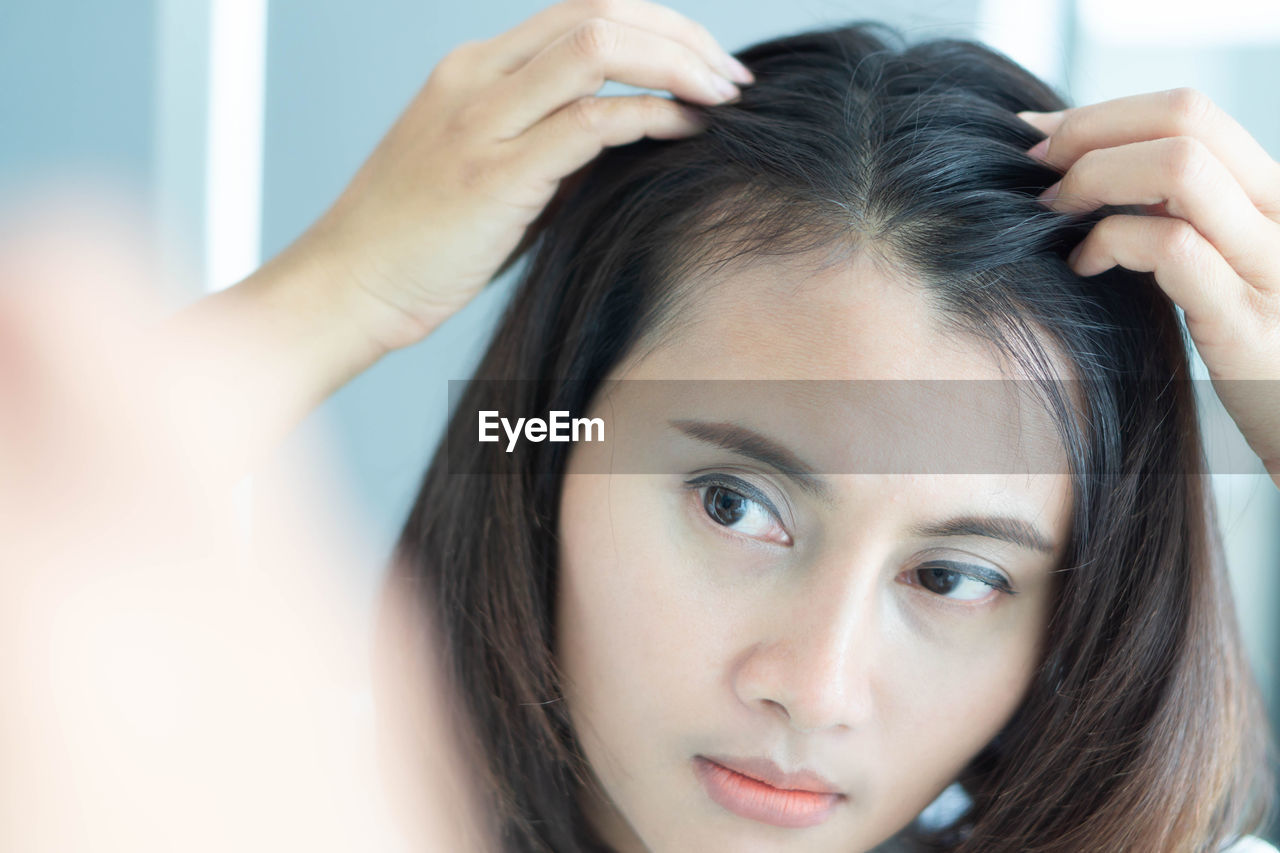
[0,189,493,853]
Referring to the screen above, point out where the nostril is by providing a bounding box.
[764,698,790,720]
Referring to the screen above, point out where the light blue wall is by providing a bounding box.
[0,0,155,192]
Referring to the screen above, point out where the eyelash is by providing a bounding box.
[902,561,1017,602]
[684,474,1017,600]
[684,473,793,546]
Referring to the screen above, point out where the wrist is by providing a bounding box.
[290,215,453,357]
[246,233,401,385]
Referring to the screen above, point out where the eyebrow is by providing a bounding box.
[668,418,1058,555]
[669,418,835,503]
[909,515,1057,555]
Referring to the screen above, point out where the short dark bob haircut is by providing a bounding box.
[378,19,1276,853]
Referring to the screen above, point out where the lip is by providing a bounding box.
[693,755,845,829]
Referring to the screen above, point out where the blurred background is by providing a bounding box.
[3,0,1278,840]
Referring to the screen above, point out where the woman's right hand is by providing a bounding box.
[296,0,754,354]
[155,0,752,486]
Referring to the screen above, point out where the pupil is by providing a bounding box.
[920,567,959,594]
[706,487,746,525]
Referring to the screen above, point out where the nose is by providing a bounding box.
[731,568,879,734]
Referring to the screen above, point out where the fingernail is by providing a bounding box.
[721,55,755,85]
[678,103,709,130]
[707,72,740,102]
[1027,138,1050,161]
[1017,108,1065,129]
[1038,181,1061,205]
[1066,243,1084,268]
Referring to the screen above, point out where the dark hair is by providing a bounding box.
[379,19,1275,853]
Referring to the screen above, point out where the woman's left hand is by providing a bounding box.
[1018,88,1280,489]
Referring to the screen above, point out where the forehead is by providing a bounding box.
[623,248,1016,383]
[593,248,1074,531]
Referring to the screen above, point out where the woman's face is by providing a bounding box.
[555,251,1074,853]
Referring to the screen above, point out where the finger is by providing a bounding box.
[1015,109,1065,137]
[491,158,597,281]
[472,18,738,140]
[491,93,705,202]
[1019,88,1280,212]
[482,0,752,85]
[1068,213,1257,343]
[1042,136,1280,288]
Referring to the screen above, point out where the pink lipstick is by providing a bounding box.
[692,755,844,828]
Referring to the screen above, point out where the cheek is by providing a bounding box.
[555,473,717,744]
[874,599,1047,798]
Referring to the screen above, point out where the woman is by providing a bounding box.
[181,1,1280,850]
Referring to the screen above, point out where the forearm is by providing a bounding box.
[153,237,403,488]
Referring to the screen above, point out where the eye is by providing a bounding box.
[685,474,793,546]
[904,562,1014,603]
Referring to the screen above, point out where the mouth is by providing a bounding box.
[692,755,845,829]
